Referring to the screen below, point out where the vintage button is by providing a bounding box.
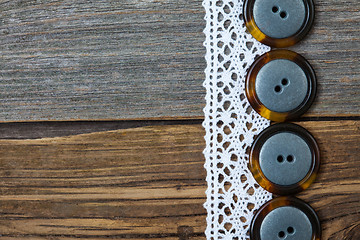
[243,0,315,47]
[250,196,321,240]
[248,123,320,195]
[245,50,316,122]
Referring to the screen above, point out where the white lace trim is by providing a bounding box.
[203,0,272,239]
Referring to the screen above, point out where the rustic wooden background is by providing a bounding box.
[0,0,359,239]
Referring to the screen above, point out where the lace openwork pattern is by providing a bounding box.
[203,0,272,239]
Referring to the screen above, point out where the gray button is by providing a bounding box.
[254,0,306,39]
[260,206,313,240]
[255,59,309,113]
[259,132,312,186]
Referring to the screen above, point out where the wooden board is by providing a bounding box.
[1,0,359,121]
[0,121,359,239]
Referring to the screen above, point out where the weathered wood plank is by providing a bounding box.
[0,0,206,121]
[290,0,360,117]
[0,0,359,121]
[0,121,359,239]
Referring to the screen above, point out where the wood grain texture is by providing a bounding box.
[0,0,359,121]
[290,0,360,117]
[0,121,359,239]
[0,0,205,121]
[0,119,203,139]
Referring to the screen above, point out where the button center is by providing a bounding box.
[255,59,309,113]
[259,132,312,186]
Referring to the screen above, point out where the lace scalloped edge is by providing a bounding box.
[202,0,272,239]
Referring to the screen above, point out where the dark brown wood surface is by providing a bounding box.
[0,0,359,121]
[0,0,359,240]
[0,120,359,239]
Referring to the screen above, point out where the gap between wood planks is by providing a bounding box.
[0,116,359,139]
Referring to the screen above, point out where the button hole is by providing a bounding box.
[281,78,289,86]
[272,6,279,13]
[274,85,282,93]
[287,226,295,234]
[280,11,287,19]
[278,231,286,238]
[286,155,294,163]
[277,155,284,163]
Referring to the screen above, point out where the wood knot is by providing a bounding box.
[1,29,9,35]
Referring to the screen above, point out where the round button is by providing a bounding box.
[249,123,320,195]
[250,197,321,240]
[245,50,316,122]
[243,0,315,47]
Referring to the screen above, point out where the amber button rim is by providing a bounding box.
[245,50,317,122]
[248,123,320,195]
[250,196,321,240]
[243,0,315,47]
